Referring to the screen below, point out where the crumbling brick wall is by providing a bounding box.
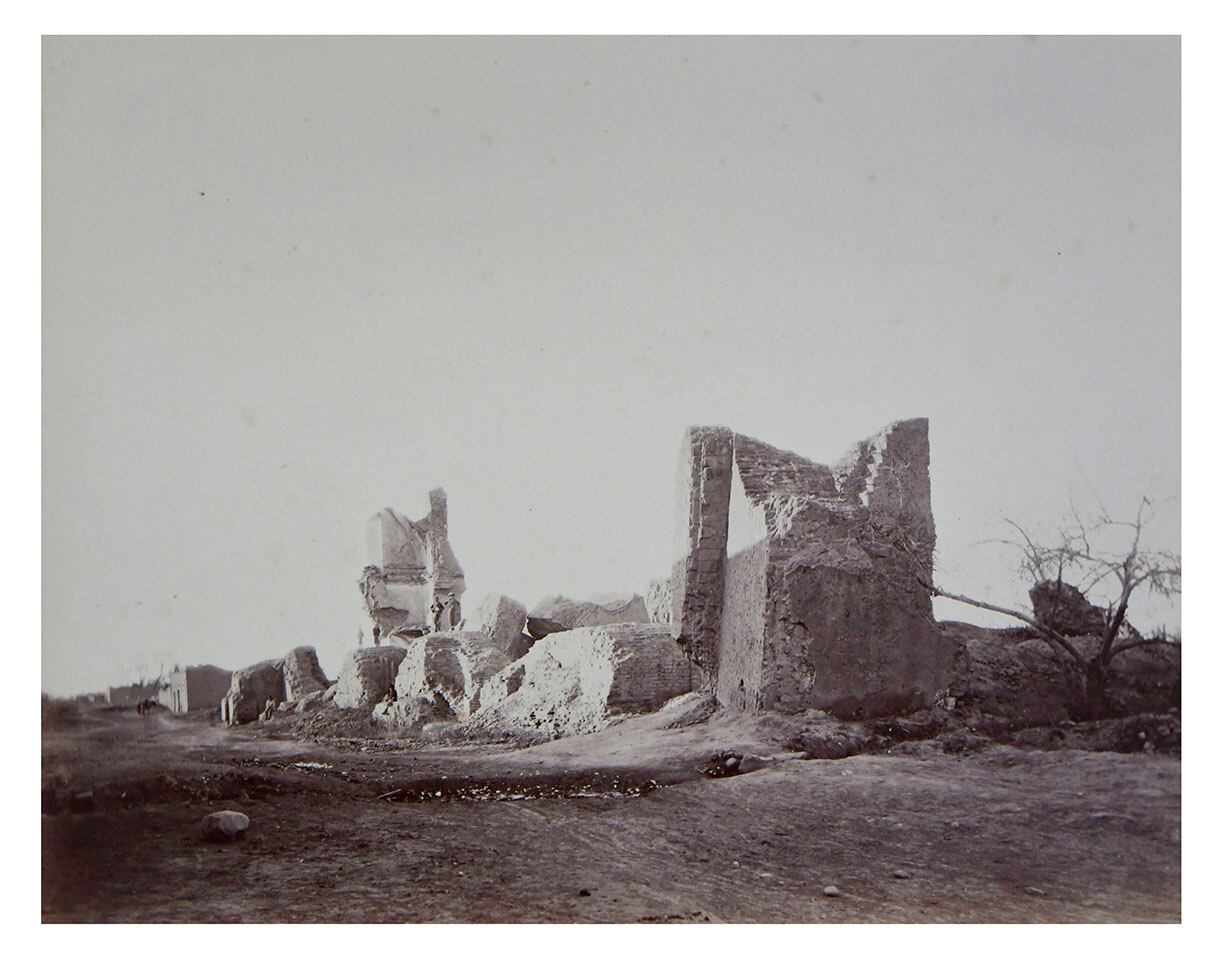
[670,420,953,718]
[668,427,734,677]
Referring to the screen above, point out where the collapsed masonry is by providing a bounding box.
[220,646,331,724]
[668,419,953,719]
[360,490,466,641]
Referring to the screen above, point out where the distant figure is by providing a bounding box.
[357,627,365,648]
[447,592,462,629]
[372,625,381,646]
[430,597,446,633]
[385,684,397,704]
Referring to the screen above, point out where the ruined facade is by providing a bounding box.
[669,419,952,718]
[360,489,466,641]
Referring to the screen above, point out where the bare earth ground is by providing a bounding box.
[42,707,1180,923]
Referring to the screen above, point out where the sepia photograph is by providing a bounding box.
[38,27,1186,928]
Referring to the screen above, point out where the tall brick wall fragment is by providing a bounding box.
[668,426,735,678]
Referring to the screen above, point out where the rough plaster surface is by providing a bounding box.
[644,576,673,625]
[531,593,651,629]
[467,623,698,740]
[332,645,408,709]
[671,419,952,718]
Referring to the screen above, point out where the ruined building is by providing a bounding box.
[360,489,466,641]
[668,419,952,718]
[165,664,232,714]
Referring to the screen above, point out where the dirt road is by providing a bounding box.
[42,709,1180,922]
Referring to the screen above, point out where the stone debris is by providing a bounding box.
[360,490,466,641]
[473,593,530,658]
[333,646,409,709]
[526,615,568,641]
[736,754,773,774]
[467,623,698,740]
[531,594,651,629]
[294,689,328,713]
[667,420,953,718]
[893,869,911,879]
[200,810,250,843]
[221,659,287,725]
[283,646,330,701]
[388,631,511,724]
[1025,886,1046,897]
[822,885,842,898]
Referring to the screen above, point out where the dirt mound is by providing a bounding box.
[941,624,1180,724]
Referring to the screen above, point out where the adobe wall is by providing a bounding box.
[173,665,231,713]
[669,419,953,718]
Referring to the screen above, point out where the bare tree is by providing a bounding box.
[919,495,1180,719]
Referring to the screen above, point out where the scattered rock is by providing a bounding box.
[579,889,591,897]
[724,756,739,771]
[1025,886,1046,897]
[737,754,773,774]
[893,869,911,879]
[822,885,842,897]
[200,810,250,842]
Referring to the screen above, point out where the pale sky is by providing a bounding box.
[42,36,1180,696]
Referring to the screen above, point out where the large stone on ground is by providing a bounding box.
[1028,580,1108,637]
[474,594,529,658]
[200,810,250,842]
[333,646,409,709]
[283,646,330,700]
[222,659,286,725]
[531,593,651,629]
[467,623,699,740]
[394,631,510,721]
